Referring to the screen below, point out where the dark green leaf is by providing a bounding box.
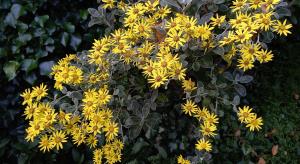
[3,61,20,81]
[70,35,82,50]
[39,61,54,76]
[11,4,25,19]
[21,59,37,72]
[60,32,69,47]
[34,15,49,27]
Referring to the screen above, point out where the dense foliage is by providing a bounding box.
[0,0,101,163]
[1,0,300,163]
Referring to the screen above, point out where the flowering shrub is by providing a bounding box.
[21,0,293,163]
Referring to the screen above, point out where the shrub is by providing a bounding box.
[19,0,295,163]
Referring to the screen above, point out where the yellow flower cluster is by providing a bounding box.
[237,106,263,131]
[181,100,218,152]
[221,0,292,71]
[51,54,83,90]
[21,80,122,163]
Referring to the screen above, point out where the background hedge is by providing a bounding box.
[1,0,300,163]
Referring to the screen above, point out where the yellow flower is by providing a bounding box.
[93,148,103,164]
[102,0,115,9]
[246,116,263,131]
[57,110,71,124]
[210,14,226,27]
[249,0,263,9]
[230,0,247,12]
[165,17,181,30]
[21,88,33,105]
[256,49,274,63]
[194,23,213,40]
[194,107,209,120]
[235,29,253,43]
[181,100,197,116]
[177,155,190,164]
[148,68,168,89]
[98,87,112,106]
[103,121,119,141]
[145,0,159,13]
[38,135,53,152]
[182,78,197,93]
[42,109,57,125]
[126,3,146,19]
[112,41,130,54]
[237,106,256,123]
[165,29,186,49]
[154,6,171,19]
[219,31,235,46]
[195,138,212,152]
[133,19,152,38]
[32,83,48,101]
[23,102,38,120]
[256,13,274,31]
[204,112,219,125]
[263,0,281,11]
[240,43,261,60]
[237,57,255,71]
[169,62,186,81]
[142,60,155,77]
[72,132,86,146]
[50,131,67,150]
[87,135,98,148]
[200,122,217,137]
[272,19,292,36]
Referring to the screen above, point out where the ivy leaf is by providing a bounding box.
[3,61,20,81]
[60,32,70,47]
[21,59,37,72]
[11,4,25,19]
[39,61,54,76]
[4,13,17,28]
[70,35,82,51]
[34,15,49,27]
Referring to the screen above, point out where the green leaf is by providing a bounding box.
[3,61,20,81]
[60,32,69,47]
[63,22,75,33]
[11,4,25,19]
[70,35,82,51]
[72,148,84,164]
[4,13,17,28]
[0,138,10,148]
[39,61,54,76]
[155,145,167,159]
[276,7,291,18]
[21,59,37,72]
[34,15,49,27]
[262,31,274,43]
[131,140,149,154]
[192,62,201,71]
